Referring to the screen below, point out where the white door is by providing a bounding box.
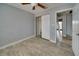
[72,4,79,56]
[41,15,50,39]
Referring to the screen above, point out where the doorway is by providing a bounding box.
[36,16,42,38]
[56,10,72,46]
[36,14,50,40]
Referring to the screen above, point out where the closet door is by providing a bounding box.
[41,15,50,39]
[72,4,79,56]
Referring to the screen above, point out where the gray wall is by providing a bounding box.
[66,14,72,37]
[62,13,72,37]
[0,4,35,47]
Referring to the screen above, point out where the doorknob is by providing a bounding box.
[76,33,79,36]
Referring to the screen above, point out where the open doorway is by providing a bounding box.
[56,10,72,46]
[36,16,42,38]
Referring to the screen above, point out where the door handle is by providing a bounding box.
[76,33,79,36]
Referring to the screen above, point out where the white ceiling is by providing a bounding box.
[7,3,75,15]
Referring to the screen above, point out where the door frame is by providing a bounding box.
[55,8,73,42]
[36,16,41,37]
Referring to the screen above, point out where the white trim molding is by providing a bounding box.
[0,35,35,49]
[55,8,72,13]
[49,39,56,43]
[46,38,56,43]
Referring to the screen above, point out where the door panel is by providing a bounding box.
[41,15,50,39]
[72,4,79,56]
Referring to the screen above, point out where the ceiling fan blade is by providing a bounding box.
[32,6,35,10]
[38,3,47,9]
[21,3,31,5]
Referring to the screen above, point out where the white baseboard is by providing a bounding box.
[0,35,35,49]
[46,39,56,43]
[49,39,56,43]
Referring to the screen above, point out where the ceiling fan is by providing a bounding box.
[21,3,47,10]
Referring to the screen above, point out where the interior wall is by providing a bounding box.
[62,13,72,37]
[66,14,72,37]
[0,4,35,47]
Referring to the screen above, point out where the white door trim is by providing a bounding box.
[55,8,73,43]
